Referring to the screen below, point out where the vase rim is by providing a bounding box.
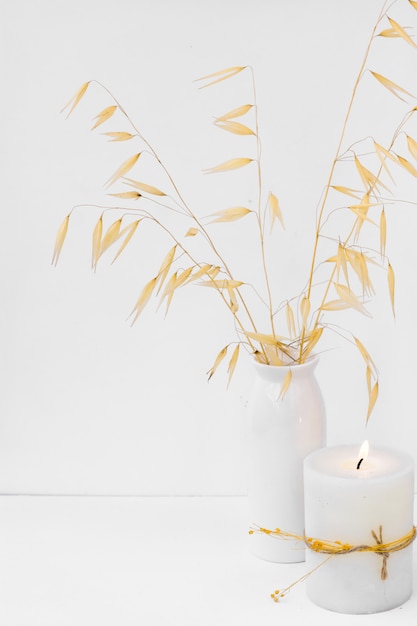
[251,353,319,371]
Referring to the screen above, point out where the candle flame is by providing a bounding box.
[359,439,369,460]
[357,439,369,468]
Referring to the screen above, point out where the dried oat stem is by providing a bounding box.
[90,81,263,355]
[313,103,416,329]
[248,66,277,340]
[300,3,390,360]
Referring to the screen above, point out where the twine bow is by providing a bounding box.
[249,524,416,601]
[304,524,416,580]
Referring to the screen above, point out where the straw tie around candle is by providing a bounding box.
[305,524,416,580]
[249,524,416,602]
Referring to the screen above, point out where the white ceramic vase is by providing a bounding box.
[248,355,326,563]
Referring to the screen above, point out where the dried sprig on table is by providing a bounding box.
[53,0,417,421]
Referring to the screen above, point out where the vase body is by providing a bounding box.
[248,356,326,563]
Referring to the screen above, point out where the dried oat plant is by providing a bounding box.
[54,0,417,421]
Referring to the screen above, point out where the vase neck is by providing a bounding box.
[252,356,319,382]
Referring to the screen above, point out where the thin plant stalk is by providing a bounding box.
[299,3,389,360]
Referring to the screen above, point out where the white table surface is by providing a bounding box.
[0,495,415,625]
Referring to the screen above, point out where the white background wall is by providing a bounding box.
[1,0,416,495]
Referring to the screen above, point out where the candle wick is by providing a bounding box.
[356,458,364,470]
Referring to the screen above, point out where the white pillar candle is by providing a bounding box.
[303,444,415,614]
